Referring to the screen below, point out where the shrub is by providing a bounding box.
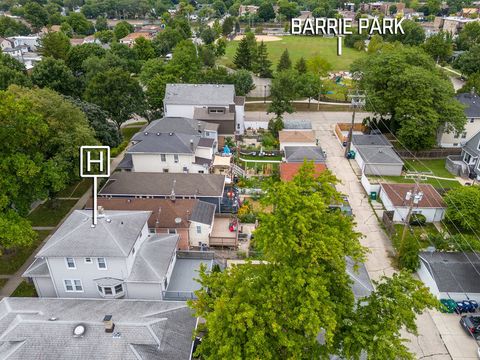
[409,213,426,226]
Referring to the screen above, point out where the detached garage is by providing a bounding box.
[355,146,404,176]
[379,183,446,222]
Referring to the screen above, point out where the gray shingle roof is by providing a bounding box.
[420,252,480,293]
[36,210,151,258]
[352,134,391,147]
[284,146,326,163]
[127,234,178,282]
[23,258,50,278]
[346,257,374,299]
[142,117,218,135]
[190,201,216,225]
[456,92,480,118]
[129,132,199,154]
[464,129,480,156]
[356,146,404,164]
[0,298,195,360]
[99,173,225,197]
[198,137,215,147]
[165,84,235,105]
[117,153,133,169]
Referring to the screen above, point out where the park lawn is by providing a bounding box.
[12,280,38,297]
[27,199,77,227]
[220,36,366,71]
[0,230,50,275]
[404,159,456,179]
[57,179,91,198]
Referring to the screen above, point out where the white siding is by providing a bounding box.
[438,118,480,147]
[235,104,245,133]
[131,153,195,173]
[195,147,213,159]
[164,104,194,118]
[364,163,403,176]
[380,190,445,222]
[188,221,212,247]
[33,277,56,297]
[125,282,162,300]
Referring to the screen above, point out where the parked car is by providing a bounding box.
[460,315,480,340]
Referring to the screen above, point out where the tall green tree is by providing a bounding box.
[95,16,108,31]
[66,43,106,74]
[38,31,71,60]
[152,27,184,56]
[0,16,30,36]
[0,53,31,90]
[113,20,134,40]
[233,37,252,70]
[190,163,438,359]
[307,55,332,77]
[277,48,292,72]
[385,20,425,46]
[255,40,272,78]
[231,69,255,96]
[133,37,156,61]
[459,72,480,94]
[456,22,480,51]
[31,57,78,96]
[23,1,49,31]
[351,44,466,150]
[66,12,94,35]
[444,186,480,231]
[423,31,453,63]
[222,16,235,36]
[294,56,307,74]
[257,2,275,21]
[296,72,323,107]
[165,40,201,82]
[268,69,298,117]
[455,44,480,75]
[84,68,145,128]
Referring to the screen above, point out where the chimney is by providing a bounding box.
[190,139,194,150]
[98,206,105,218]
[103,315,115,333]
[170,180,176,202]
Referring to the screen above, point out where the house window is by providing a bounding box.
[174,154,179,163]
[196,225,202,234]
[454,132,459,139]
[208,108,225,114]
[104,287,113,295]
[453,143,458,147]
[163,168,169,173]
[205,131,210,136]
[85,257,92,263]
[168,229,177,234]
[114,284,123,294]
[64,279,82,292]
[66,257,76,269]
[97,257,107,269]
[161,154,166,162]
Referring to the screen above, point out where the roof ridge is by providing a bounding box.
[100,221,128,257]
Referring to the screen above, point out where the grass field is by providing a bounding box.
[27,199,77,227]
[220,36,366,71]
[403,159,456,179]
[12,280,38,297]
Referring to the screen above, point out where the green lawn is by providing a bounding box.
[392,223,439,250]
[12,280,38,297]
[0,230,50,275]
[220,36,366,71]
[0,278,7,289]
[111,125,144,157]
[56,179,91,198]
[239,154,283,161]
[403,159,456,179]
[27,199,77,227]
[378,175,461,190]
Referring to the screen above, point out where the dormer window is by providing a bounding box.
[66,257,76,269]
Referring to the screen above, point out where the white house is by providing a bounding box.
[23,210,213,300]
[418,252,480,302]
[379,183,446,222]
[164,84,246,136]
[438,91,480,148]
[118,117,219,174]
[7,36,39,51]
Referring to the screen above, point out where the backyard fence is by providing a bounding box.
[334,123,367,144]
[382,211,396,237]
[394,147,462,159]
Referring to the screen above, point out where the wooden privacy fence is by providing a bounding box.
[334,123,367,144]
[394,147,462,159]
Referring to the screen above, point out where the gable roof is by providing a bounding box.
[380,183,446,208]
[99,173,225,197]
[352,134,391,147]
[36,210,150,258]
[165,84,235,105]
[129,131,200,154]
[420,252,480,293]
[280,163,327,181]
[356,146,403,164]
[279,130,316,144]
[143,117,218,135]
[456,92,480,118]
[284,146,325,163]
[0,298,195,360]
[87,198,215,228]
[464,128,480,156]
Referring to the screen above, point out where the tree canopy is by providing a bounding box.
[189,163,439,359]
[444,186,480,231]
[351,44,465,150]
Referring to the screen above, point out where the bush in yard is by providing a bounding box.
[398,235,421,271]
[409,213,426,226]
[444,186,480,231]
[261,132,277,149]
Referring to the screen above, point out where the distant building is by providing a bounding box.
[239,5,259,16]
[120,32,152,47]
[435,16,480,35]
[164,84,246,138]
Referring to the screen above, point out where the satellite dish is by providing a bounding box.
[174,217,182,224]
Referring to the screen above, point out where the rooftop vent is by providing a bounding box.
[73,324,86,337]
[144,132,148,135]
[106,218,112,223]
[112,332,121,339]
[169,132,173,136]
[48,317,58,321]
[156,132,160,136]
[174,217,182,224]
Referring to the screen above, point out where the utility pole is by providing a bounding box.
[400,176,424,245]
[344,90,366,157]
